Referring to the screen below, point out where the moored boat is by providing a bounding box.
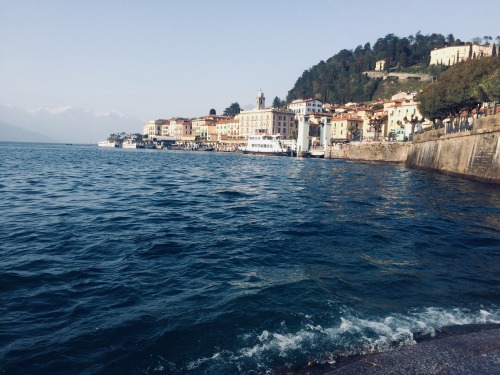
[238,132,291,156]
[122,138,144,149]
[98,140,119,148]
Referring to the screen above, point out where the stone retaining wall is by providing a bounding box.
[325,114,500,183]
[325,142,410,162]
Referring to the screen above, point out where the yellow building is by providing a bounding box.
[331,115,364,141]
[351,106,375,140]
[192,115,230,141]
[216,117,241,141]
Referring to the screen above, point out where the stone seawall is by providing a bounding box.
[325,114,500,184]
[325,141,410,162]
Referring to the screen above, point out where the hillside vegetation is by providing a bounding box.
[286,32,463,104]
[418,56,500,122]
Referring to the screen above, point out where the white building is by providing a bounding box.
[288,98,324,116]
[430,44,494,66]
[143,120,166,137]
[384,93,430,140]
[375,59,386,71]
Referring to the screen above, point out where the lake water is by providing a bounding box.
[1,142,499,374]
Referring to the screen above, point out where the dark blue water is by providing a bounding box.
[1,142,499,374]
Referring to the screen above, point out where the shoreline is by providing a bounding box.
[273,323,500,374]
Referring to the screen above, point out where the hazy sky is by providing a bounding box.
[1,0,499,122]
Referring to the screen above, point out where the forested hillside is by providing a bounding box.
[286,32,464,104]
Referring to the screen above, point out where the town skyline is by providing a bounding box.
[1,0,499,143]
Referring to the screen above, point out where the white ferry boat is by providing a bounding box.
[239,132,291,156]
[98,140,119,148]
[122,138,144,149]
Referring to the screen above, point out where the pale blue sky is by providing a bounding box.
[1,0,499,122]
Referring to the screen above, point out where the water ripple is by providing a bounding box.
[1,143,499,374]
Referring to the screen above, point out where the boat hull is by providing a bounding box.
[241,150,290,156]
[98,141,118,148]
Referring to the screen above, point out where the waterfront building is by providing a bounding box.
[158,118,192,140]
[430,44,494,66]
[173,118,193,140]
[307,113,326,139]
[143,119,168,137]
[192,114,230,141]
[238,90,296,139]
[160,121,170,137]
[308,113,332,147]
[331,115,364,142]
[354,106,376,140]
[215,116,241,141]
[384,93,431,140]
[288,98,324,116]
[166,121,176,137]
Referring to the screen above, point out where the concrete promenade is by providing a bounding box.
[324,326,500,374]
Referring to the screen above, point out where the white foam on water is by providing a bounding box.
[183,306,500,373]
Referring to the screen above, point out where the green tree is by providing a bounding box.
[287,32,450,104]
[483,36,492,45]
[272,96,287,108]
[347,123,360,141]
[418,57,500,121]
[480,68,500,103]
[222,102,241,117]
[418,82,448,123]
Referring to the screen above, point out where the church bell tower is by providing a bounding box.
[256,90,265,110]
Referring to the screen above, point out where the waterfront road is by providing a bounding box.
[325,325,500,374]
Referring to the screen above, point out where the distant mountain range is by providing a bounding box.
[0,104,143,144]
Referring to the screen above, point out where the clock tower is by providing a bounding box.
[256,90,265,110]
